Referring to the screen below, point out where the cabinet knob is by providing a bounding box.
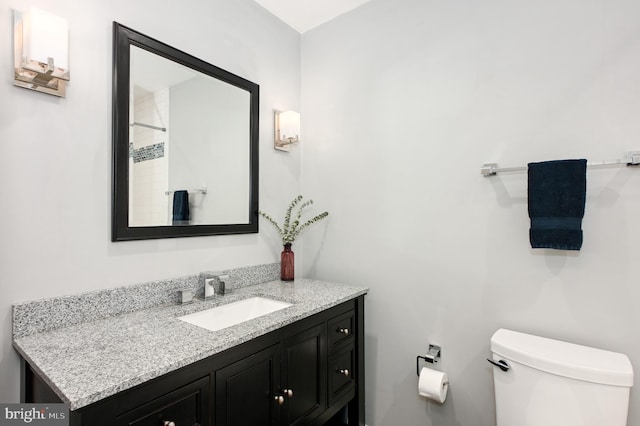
[337,327,350,335]
[274,395,285,405]
[163,422,176,426]
[284,388,294,398]
[338,369,350,377]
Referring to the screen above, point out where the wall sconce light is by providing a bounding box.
[274,110,300,152]
[13,7,70,97]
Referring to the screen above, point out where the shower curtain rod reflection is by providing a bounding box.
[481,151,640,176]
[130,122,166,132]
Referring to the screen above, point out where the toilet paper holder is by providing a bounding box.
[416,344,441,375]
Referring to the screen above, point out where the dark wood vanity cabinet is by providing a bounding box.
[21,296,365,426]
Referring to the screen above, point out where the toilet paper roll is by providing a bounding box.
[418,367,448,403]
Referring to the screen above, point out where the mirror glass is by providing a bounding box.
[112,23,259,241]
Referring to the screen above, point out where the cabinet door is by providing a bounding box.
[215,344,281,426]
[282,323,326,426]
[118,376,209,426]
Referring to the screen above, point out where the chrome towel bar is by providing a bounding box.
[481,151,640,177]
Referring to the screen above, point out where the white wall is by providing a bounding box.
[169,76,250,225]
[301,0,640,425]
[0,0,301,403]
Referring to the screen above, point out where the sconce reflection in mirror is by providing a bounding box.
[274,110,300,152]
[13,7,70,97]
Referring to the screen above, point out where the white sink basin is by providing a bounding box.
[178,297,292,332]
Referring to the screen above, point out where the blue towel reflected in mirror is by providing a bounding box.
[172,190,190,226]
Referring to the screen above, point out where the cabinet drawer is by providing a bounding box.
[327,311,355,351]
[118,376,209,426]
[327,346,355,406]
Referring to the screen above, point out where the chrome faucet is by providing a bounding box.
[201,271,231,298]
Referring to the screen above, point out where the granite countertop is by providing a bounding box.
[13,278,368,411]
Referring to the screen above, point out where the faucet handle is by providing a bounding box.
[178,289,193,305]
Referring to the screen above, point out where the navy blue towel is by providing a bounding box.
[528,159,587,250]
[172,190,190,225]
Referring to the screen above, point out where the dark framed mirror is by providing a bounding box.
[112,22,259,241]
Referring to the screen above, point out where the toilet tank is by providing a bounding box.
[490,329,633,426]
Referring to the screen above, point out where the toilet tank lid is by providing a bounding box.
[491,329,633,387]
